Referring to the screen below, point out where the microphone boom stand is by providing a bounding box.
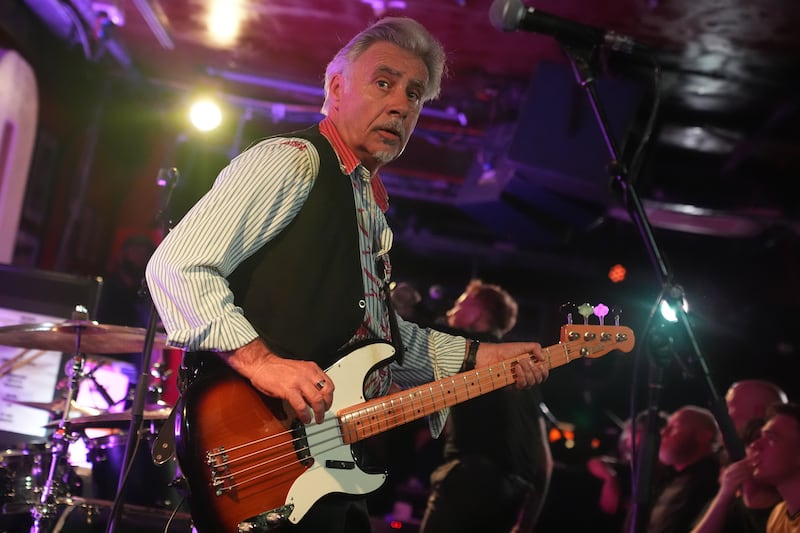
[556,41,744,533]
[105,168,180,533]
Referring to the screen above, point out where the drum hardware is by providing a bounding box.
[0,443,82,514]
[82,360,122,409]
[26,305,97,533]
[147,360,173,407]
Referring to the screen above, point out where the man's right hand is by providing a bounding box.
[222,339,335,425]
[717,457,754,499]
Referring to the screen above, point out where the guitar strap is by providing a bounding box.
[377,255,404,366]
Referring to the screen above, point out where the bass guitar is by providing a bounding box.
[175,323,635,532]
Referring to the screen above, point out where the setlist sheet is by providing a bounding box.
[0,308,63,439]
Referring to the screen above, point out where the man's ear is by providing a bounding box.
[328,73,344,111]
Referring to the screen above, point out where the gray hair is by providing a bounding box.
[321,17,447,114]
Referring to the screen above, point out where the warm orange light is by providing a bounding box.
[608,263,627,283]
[563,429,575,441]
[591,437,601,449]
[549,427,562,442]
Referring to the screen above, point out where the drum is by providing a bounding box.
[0,443,81,514]
[86,432,179,509]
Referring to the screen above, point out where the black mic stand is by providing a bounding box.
[106,168,180,533]
[556,41,745,533]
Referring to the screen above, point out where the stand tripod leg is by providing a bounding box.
[30,347,87,532]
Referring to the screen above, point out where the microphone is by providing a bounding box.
[489,0,649,55]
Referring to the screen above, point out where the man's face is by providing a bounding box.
[446,292,485,333]
[658,410,699,467]
[749,414,800,486]
[327,41,428,173]
[726,386,750,435]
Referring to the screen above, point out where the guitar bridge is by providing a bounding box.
[207,447,233,496]
[237,504,294,532]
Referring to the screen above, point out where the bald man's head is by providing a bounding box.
[726,380,788,435]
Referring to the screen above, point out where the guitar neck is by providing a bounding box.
[337,337,589,444]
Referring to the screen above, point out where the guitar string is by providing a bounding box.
[207,343,603,493]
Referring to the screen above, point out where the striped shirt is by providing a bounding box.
[145,117,466,436]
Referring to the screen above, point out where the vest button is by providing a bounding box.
[358,299,366,309]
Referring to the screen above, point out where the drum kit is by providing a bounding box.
[0,316,191,532]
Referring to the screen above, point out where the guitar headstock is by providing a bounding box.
[559,324,635,358]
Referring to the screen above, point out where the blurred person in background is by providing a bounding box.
[420,279,553,533]
[749,402,800,533]
[691,380,788,533]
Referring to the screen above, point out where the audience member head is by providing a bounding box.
[445,279,518,338]
[619,410,669,464]
[391,281,423,320]
[749,402,800,494]
[659,405,721,471]
[725,379,788,437]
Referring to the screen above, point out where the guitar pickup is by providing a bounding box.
[325,459,355,469]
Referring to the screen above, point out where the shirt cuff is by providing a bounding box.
[165,312,260,352]
[427,333,468,437]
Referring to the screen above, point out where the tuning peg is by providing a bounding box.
[593,303,609,325]
[611,306,623,326]
[577,303,594,324]
[560,302,578,325]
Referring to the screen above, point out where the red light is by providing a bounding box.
[390,520,403,529]
[591,438,601,449]
[608,264,627,283]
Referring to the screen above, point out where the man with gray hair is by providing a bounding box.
[644,405,722,532]
[147,16,550,533]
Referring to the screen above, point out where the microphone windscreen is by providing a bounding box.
[489,0,525,32]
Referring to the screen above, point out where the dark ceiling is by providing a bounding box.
[19,0,800,249]
[11,0,800,387]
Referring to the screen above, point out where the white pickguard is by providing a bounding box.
[285,341,396,523]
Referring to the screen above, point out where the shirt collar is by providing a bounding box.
[319,116,361,175]
[319,117,390,213]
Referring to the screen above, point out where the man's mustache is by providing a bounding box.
[374,120,406,141]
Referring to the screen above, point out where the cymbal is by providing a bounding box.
[44,405,172,429]
[6,398,102,417]
[0,320,166,354]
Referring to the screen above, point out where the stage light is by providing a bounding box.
[208,0,244,46]
[608,263,626,283]
[189,98,222,131]
[659,296,688,323]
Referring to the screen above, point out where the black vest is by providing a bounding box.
[227,125,366,368]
